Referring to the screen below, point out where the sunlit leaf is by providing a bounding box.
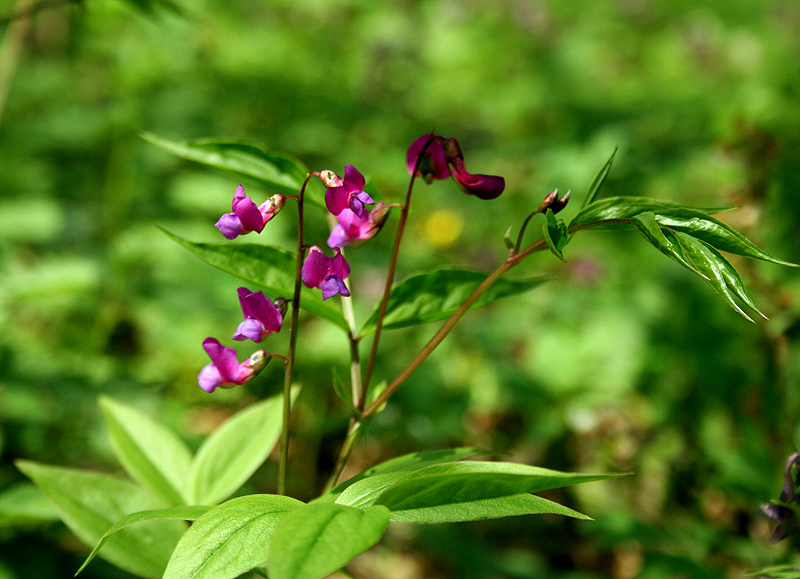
[630,212,700,274]
[0,482,58,527]
[543,209,568,262]
[163,495,302,579]
[570,197,733,228]
[268,503,389,579]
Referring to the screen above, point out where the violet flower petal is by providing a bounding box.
[232,317,264,342]
[406,134,449,182]
[320,276,350,300]
[302,246,331,288]
[215,213,244,240]
[449,158,505,200]
[325,185,349,216]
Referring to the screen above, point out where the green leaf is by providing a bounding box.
[372,461,627,512]
[543,209,568,262]
[581,146,617,208]
[160,229,347,331]
[163,495,302,579]
[0,482,59,527]
[360,268,548,335]
[389,492,592,524]
[100,397,193,505]
[673,232,766,321]
[78,506,210,576]
[268,503,390,579]
[570,196,733,228]
[630,212,700,274]
[332,369,361,418]
[16,461,186,579]
[335,472,409,509]
[749,565,800,579]
[189,390,296,505]
[141,134,308,199]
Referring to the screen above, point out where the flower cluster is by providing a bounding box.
[215,185,284,240]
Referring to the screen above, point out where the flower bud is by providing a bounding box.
[317,170,344,188]
[537,189,570,214]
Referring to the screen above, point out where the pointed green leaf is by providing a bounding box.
[100,397,193,505]
[543,209,568,262]
[581,146,617,208]
[332,369,361,418]
[189,390,296,505]
[164,495,302,579]
[373,461,627,512]
[390,492,592,524]
[16,461,186,579]
[78,506,210,576]
[360,268,548,335]
[673,232,766,321]
[570,197,734,228]
[160,229,347,330]
[141,134,309,199]
[630,212,701,275]
[268,503,390,579]
[335,472,409,509]
[0,482,59,527]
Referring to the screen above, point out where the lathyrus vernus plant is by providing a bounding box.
[14,132,797,579]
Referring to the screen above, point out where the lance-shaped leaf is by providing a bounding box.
[16,461,186,579]
[142,134,308,198]
[630,212,700,274]
[372,461,627,512]
[268,503,390,579]
[100,396,193,505]
[163,495,302,579]
[0,482,58,527]
[78,506,210,576]
[360,268,548,335]
[543,209,568,262]
[161,229,347,330]
[189,389,297,505]
[673,232,766,321]
[332,368,362,419]
[581,146,617,208]
[570,197,733,228]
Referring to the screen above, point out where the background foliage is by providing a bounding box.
[1,0,799,577]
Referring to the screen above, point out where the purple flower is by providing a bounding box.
[198,337,267,393]
[328,202,390,248]
[215,185,285,240]
[324,165,374,218]
[406,134,505,200]
[302,246,351,300]
[232,287,283,342]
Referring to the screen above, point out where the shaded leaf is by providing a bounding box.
[160,229,347,330]
[164,495,302,579]
[332,369,361,418]
[16,461,185,579]
[630,212,700,274]
[100,397,193,505]
[268,503,389,579]
[0,482,59,527]
[581,146,617,208]
[78,506,210,576]
[543,209,568,262]
[360,268,548,335]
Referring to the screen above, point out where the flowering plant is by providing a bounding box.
[16,132,796,579]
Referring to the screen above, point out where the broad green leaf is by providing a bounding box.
[189,390,296,505]
[100,397,193,505]
[78,506,210,576]
[390,492,592,524]
[335,472,410,509]
[543,209,568,262]
[372,461,627,512]
[160,229,347,330]
[322,447,483,501]
[653,208,797,266]
[581,146,617,208]
[673,232,766,322]
[0,482,58,527]
[360,268,548,335]
[164,495,302,579]
[16,461,186,579]
[268,503,390,579]
[570,197,733,228]
[141,134,308,199]
[630,212,700,275]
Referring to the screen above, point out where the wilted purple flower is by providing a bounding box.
[328,202,390,248]
[324,165,374,218]
[198,337,267,393]
[215,185,285,240]
[302,246,351,300]
[762,453,800,542]
[406,134,505,200]
[232,287,283,342]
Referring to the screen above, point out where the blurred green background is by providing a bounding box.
[1,0,800,577]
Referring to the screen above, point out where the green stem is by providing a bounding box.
[278,173,312,496]
[322,418,362,492]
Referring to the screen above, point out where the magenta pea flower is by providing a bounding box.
[232,287,283,342]
[328,202,390,248]
[302,246,351,300]
[215,185,285,240]
[198,337,267,393]
[406,134,505,200]
[324,165,374,218]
